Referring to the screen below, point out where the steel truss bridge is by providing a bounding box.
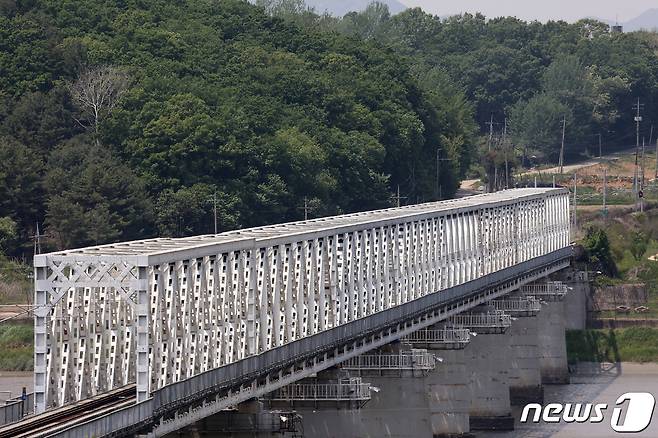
[20,188,570,437]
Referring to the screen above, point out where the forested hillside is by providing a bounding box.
[334,5,658,168]
[2,0,658,259]
[0,0,475,256]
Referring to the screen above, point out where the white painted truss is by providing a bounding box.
[33,188,570,413]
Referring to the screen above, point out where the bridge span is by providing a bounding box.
[21,188,571,436]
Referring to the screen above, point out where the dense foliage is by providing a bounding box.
[0,0,474,254]
[582,226,618,277]
[2,0,658,256]
[300,3,658,183]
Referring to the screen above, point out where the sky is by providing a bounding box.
[401,0,656,23]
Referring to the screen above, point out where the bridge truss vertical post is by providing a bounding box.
[136,266,150,403]
[33,265,49,414]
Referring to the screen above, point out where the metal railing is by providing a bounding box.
[521,281,568,298]
[268,378,372,401]
[341,350,436,370]
[448,311,512,329]
[403,328,471,345]
[0,392,34,426]
[493,297,541,313]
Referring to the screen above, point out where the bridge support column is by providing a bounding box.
[537,300,569,384]
[293,350,435,438]
[467,332,514,430]
[508,316,543,405]
[426,348,471,437]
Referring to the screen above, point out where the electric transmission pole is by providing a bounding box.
[655,137,658,180]
[487,114,494,151]
[633,98,644,199]
[299,197,310,220]
[559,116,566,174]
[212,192,218,234]
[504,118,509,189]
[393,185,407,208]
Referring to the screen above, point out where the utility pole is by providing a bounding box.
[299,197,310,220]
[435,148,450,200]
[633,98,643,201]
[487,114,494,151]
[597,133,602,158]
[573,172,577,232]
[641,137,646,189]
[393,185,407,208]
[603,167,608,218]
[655,137,658,180]
[504,118,509,189]
[559,116,566,174]
[31,222,42,255]
[212,192,218,234]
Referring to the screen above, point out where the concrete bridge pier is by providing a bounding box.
[425,345,471,437]
[283,347,437,438]
[403,325,472,437]
[537,299,570,384]
[466,330,514,430]
[507,315,543,405]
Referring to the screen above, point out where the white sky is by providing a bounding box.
[400,0,656,22]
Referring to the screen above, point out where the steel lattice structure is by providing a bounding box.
[33,188,570,413]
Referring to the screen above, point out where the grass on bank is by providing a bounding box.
[0,322,33,371]
[566,328,658,364]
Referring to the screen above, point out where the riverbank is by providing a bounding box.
[566,327,658,363]
[0,322,33,371]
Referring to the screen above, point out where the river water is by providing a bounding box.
[482,363,658,438]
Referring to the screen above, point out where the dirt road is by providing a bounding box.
[461,148,635,190]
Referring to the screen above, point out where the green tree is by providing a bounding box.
[630,231,648,262]
[0,136,45,242]
[583,226,617,277]
[45,137,152,249]
[155,184,240,237]
[0,216,18,254]
[509,93,572,162]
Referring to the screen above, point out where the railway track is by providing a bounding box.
[0,385,136,438]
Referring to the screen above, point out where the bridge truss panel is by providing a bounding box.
[33,188,571,412]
